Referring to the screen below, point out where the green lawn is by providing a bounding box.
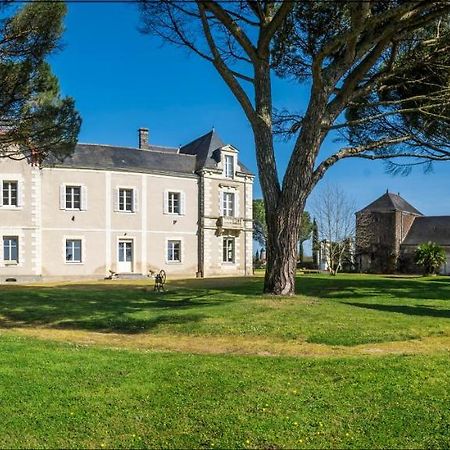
[0,274,449,448]
[1,273,450,346]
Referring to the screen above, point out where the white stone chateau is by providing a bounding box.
[0,128,254,282]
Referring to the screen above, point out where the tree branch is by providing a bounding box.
[197,2,256,123]
[202,1,258,62]
[258,1,294,51]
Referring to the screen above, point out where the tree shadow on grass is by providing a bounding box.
[0,285,220,334]
[297,275,450,301]
[342,302,450,318]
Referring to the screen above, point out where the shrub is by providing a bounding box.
[415,242,447,275]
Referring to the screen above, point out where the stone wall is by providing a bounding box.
[356,211,398,273]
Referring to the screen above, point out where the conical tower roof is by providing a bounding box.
[359,192,422,215]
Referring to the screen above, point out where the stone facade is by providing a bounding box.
[0,129,254,282]
[356,192,450,274]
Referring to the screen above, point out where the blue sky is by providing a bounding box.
[50,3,450,218]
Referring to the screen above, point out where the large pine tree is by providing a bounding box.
[140,1,450,294]
[0,1,80,162]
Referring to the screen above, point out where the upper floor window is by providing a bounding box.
[2,181,18,207]
[164,190,185,215]
[65,186,81,210]
[222,192,235,217]
[119,188,133,212]
[65,239,82,263]
[168,192,181,214]
[224,155,234,178]
[223,237,235,263]
[60,185,87,211]
[167,240,181,263]
[3,236,18,263]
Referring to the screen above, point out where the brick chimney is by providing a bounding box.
[138,128,149,149]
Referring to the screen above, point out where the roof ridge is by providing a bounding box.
[78,142,138,150]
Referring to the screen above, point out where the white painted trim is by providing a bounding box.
[115,185,138,213]
[105,172,112,271]
[163,189,185,215]
[222,236,236,265]
[0,230,25,268]
[165,237,184,264]
[60,183,87,211]
[63,235,85,264]
[40,227,197,235]
[116,236,136,273]
[31,167,42,275]
[141,175,148,272]
[0,175,23,209]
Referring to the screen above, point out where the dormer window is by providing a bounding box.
[224,155,234,178]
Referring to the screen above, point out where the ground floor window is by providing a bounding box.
[3,236,18,262]
[66,239,82,263]
[167,240,181,262]
[223,237,235,263]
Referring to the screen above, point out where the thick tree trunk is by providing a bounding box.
[263,204,303,295]
[251,57,320,295]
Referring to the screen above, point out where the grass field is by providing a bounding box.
[0,273,449,448]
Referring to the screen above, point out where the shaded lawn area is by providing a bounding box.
[0,274,450,346]
[0,335,449,449]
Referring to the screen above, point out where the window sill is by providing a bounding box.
[65,262,83,265]
[0,206,22,210]
[166,261,182,264]
[116,210,136,214]
[4,262,18,266]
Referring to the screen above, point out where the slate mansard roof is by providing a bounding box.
[46,130,253,177]
[402,216,450,246]
[358,192,423,216]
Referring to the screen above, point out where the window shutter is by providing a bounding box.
[16,181,23,207]
[133,188,139,213]
[81,186,88,210]
[163,191,169,214]
[180,192,186,215]
[59,185,65,210]
[113,188,119,212]
[235,192,239,217]
[0,179,3,207]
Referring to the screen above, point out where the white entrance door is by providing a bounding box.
[118,240,133,273]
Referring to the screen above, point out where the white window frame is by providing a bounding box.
[168,191,181,214]
[65,185,81,210]
[223,237,235,264]
[0,175,23,209]
[3,236,19,264]
[118,188,134,212]
[222,191,235,217]
[114,187,138,213]
[166,239,182,263]
[2,181,18,207]
[164,190,185,215]
[65,238,83,264]
[224,154,234,179]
